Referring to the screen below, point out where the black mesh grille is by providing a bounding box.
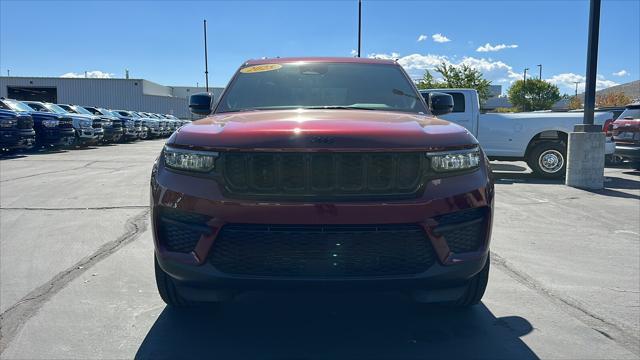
[112,120,123,129]
[157,209,212,253]
[220,152,424,200]
[434,207,488,253]
[209,224,436,277]
[59,117,73,128]
[92,120,102,129]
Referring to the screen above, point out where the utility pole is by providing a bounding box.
[574,81,580,97]
[203,19,210,92]
[537,64,542,80]
[357,0,362,57]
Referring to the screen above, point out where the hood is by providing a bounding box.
[171,109,477,151]
[68,113,99,121]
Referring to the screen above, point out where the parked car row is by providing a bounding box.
[0,98,189,152]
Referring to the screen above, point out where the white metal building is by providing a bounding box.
[0,76,223,119]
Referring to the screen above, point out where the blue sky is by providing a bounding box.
[1,0,638,95]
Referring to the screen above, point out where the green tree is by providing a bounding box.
[416,62,492,103]
[508,79,561,111]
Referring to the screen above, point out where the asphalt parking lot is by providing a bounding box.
[0,140,638,359]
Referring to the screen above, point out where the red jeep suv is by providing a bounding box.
[150,57,494,307]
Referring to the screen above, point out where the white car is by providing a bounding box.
[420,89,616,178]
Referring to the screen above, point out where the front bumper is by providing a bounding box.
[0,129,36,149]
[76,127,104,144]
[151,157,494,300]
[122,127,139,139]
[38,128,75,146]
[103,127,123,142]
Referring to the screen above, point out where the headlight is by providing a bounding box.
[42,119,59,128]
[0,119,16,128]
[427,146,481,172]
[79,119,92,128]
[163,146,218,173]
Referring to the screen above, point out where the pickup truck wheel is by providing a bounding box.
[452,255,490,307]
[527,141,567,178]
[155,256,194,307]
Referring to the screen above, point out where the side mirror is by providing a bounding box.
[189,92,213,115]
[429,92,454,116]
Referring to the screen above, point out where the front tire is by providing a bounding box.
[527,141,567,179]
[453,255,490,307]
[155,256,193,307]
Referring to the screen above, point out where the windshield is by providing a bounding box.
[72,106,94,115]
[619,108,640,119]
[43,103,70,114]
[216,62,427,114]
[98,108,116,117]
[3,99,34,112]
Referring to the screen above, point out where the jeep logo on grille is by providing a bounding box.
[310,136,335,144]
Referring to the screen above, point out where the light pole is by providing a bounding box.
[203,19,209,92]
[523,68,529,111]
[357,0,362,57]
[574,81,580,97]
[537,64,542,80]
[566,0,604,189]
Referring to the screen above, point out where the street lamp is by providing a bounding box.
[537,64,542,80]
[574,81,580,97]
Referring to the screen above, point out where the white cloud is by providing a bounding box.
[350,49,358,56]
[417,34,428,42]
[546,72,619,92]
[367,52,401,60]
[612,69,629,77]
[432,33,451,43]
[60,70,114,78]
[476,43,518,52]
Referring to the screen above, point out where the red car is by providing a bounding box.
[150,57,494,307]
[611,102,640,169]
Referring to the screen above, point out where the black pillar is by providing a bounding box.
[577,0,601,132]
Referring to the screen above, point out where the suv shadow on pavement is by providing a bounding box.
[135,292,536,359]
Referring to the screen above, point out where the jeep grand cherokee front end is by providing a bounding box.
[150,57,494,307]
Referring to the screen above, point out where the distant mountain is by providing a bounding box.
[580,80,640,101]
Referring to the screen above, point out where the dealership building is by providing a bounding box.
[0,76,224,119]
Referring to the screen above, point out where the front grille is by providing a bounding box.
[209,224,435,277]
[134,120,142,127]
[17,116,34,129]
[220,152,425,200]
[92,120,102,129]
[112,120,123,129]
[157,208,212,253]
[433,207,488,254]
[59,117,74,128]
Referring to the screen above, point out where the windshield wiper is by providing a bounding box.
[392,88,420,100]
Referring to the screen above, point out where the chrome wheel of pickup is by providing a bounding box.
[539,149,564,173]
[527,140,567,179]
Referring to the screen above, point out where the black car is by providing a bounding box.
[0,105,36,152]
[0,99,75,148]
[83,106,124,143]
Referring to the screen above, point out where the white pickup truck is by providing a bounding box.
[420,89,615,178]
